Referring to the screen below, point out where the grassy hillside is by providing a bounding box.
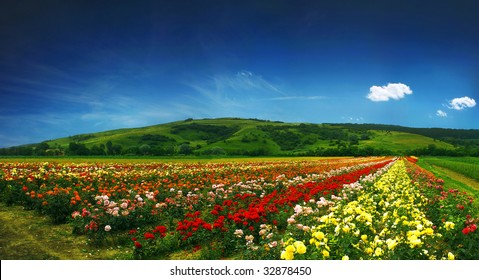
[362,131,452,151]
[42,118,455,156]
[0,118,466,156]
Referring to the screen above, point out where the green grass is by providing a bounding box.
[41,118,456,156]
[0,203,131,260]
[417,157,479,201]
[433,157,479,165]
[421,157,479,182]
[361,131,453,151]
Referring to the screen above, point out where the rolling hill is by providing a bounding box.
[2,118,478,156]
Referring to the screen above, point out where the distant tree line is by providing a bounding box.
[2,141,479,157]
[292,144,479,157]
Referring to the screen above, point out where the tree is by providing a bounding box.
[349,134,359,145]
[178,144,192,155]
[36,142,50,154]
[90,144,106,155]
[139,144,151,155]
[68,142,90,155]
[112,144,122,155]
[106,141,113,155]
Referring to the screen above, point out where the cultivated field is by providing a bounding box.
[1,156,478,260]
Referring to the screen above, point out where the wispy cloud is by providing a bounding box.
[213,71,286,96]
[367,83,413,102]
[269,95,327,101]
[436,110,447,117]
[183,70,288,118]
[447,96,476,110]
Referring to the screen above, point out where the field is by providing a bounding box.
[1,156,478,260]
[419,157,479,182]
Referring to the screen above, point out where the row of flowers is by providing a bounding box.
[403,159,479,259]
[127,158,395,259]
[0,158,392,244]
[2,156,476,259]
[280,159,460,260]
[0,157,389,224]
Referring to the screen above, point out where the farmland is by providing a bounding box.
[1,156,478,260]
[419,157,479,183]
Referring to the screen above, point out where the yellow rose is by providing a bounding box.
[285,244,295,253]
[447,252,455,260]
[374,247,383,257]
[314,231,325,240]
[386,238,398,250]
[423,228,434,235]
[445,222,455,230]
[342,255,349,260]
[322,250,330,258]
[361,234,368,242]
[281,250,294,260]
[408,235,422,248]
[294,241,306,254]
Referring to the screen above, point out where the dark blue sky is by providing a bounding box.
[1,0,478,147]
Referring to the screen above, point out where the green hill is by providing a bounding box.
[2,118,478,157]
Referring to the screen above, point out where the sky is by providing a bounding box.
[0,0,478,148]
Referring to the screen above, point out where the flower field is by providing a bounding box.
[0,156,478,260]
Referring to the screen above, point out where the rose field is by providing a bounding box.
[0,156,478,260]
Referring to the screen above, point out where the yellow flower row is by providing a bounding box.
[282,159,454,260]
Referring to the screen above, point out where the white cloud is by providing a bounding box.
[342,116,364,122]
[367,83,412,102]
[448,96,476,110]
[436,110,447,117]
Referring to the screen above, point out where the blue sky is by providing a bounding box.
[0,0,478,147]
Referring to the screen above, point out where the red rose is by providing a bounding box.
[134,241,142,248]
[144,232,155,240]
[462,227,470,235]
[153,225,167,234]
[202,223,212,231]
[470,224,477,232]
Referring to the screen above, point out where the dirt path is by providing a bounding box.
[432,165,479,191]
[0,203,129,259]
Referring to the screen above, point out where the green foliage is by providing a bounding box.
[2,118,477,157]
[42,192,75,224]
[421,157,479,182]
[171,123,240,143]
[68,142,90,156]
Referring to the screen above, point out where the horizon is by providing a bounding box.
[1,0,478,148]
[4,116,479,148]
